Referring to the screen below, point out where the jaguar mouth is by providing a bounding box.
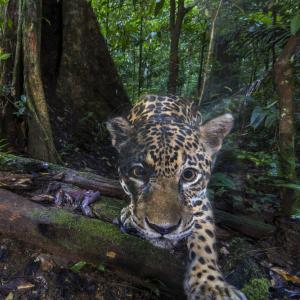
[118,216,193,249]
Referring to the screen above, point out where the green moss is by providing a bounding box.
[49,208,123,244]
[0,153,16,165]
[92,196,124,221]
[242,278,270,300]
[30,207,161,255]
[29,204,177,271]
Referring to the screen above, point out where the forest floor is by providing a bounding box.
[0,235,156,300]
[2,230,299,300]
[1,144,300,300]
[0,234,265,300]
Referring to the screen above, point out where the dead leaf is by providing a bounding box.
[36,254,56,271]
[31,194,54,203]
[17,283,35,290]
[5,292,14,300]
[106,251,116,259]
[52,172,65,180]
[271,267,300,285]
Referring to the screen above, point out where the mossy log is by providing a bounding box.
[0,154,275,238]
[0,188,185,298]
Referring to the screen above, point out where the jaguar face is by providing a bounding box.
[107,96,233,248]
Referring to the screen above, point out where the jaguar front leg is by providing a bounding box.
[185,196,247,300]
[119,205,132,231]
[118,204,140,236]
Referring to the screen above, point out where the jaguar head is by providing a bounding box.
[107,113,233,248]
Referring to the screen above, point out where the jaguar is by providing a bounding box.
[107,95,246,300]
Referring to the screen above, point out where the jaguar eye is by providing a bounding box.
[181,168,198,182]
[131,165,146,178]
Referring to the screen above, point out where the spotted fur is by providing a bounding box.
[107,95,247,300]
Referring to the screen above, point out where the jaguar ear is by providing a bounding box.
[106,117,134,152]
[200,113,234,154]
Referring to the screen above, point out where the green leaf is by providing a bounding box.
[70,261,87,272]
[271,182,300,190]
[250,106,267,129]
[210,172,235,189]
[291,15,300,35]
[97,264,105,272]
[0,52,10,60]
[291,209,300,220]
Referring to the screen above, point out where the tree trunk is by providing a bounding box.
[274,30,300,216]
[23,0,60,163]
[271,5,277,68]
[167,0,186,94]
[0,0,130,161]
[196,30,207,97]
[205,37,241,100]
[138,15,144,96]
[198,0,223,105]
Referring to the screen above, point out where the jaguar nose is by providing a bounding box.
[145,217,181,235]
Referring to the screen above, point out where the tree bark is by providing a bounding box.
[0,0,130,162]
[23,0,60,163]
[274,30,300,216]
[138,15,144,96]
[0,188,185,298]
[56,0,129,122]
[196,30,207,97]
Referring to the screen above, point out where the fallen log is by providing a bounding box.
[0,188,185,298]
[0,154,275,238]
[214,210,274,239]
[0,154,123,198]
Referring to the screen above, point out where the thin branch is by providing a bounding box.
[198,0,223,105]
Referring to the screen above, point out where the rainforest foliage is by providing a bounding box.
[90,0,300,215]
[0,0,300,216]
[91,0,300,99]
